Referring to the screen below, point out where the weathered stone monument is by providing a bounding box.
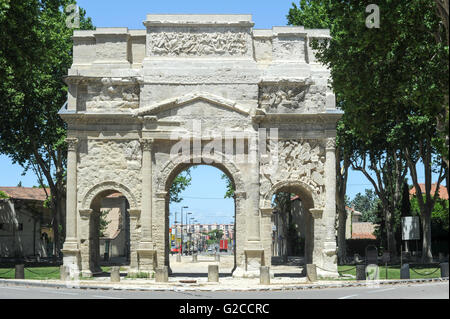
[60,14,341,279]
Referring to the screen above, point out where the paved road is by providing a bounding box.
[0,282,447,299]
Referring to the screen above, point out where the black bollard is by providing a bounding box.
[441,262,449,278]
[15,264,25,279]
[356,264,366,280]
[400,264,410,279]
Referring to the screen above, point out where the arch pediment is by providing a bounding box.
[135,92,251,117]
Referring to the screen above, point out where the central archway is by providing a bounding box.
[155,154,246,275]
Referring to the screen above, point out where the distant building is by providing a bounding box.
[98,193,130,261]
[345,206,377,240]
[0,187,53,258]
[271,195,310,257]
[409,183,448,200]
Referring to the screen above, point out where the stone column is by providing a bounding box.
[309,208,324,270]
[79,209,92,277]
[260,207,274,268]
[62,138,81,276]
[63,137,78,247]
[128,208,141,273]
[233,191,246,277]
[137,138,157,272]
[320,136,338,277]
[140,138,153,244]
[241,137,264,278]
[155,191,169,270]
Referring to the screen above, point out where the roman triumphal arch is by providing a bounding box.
[60,14,342,278]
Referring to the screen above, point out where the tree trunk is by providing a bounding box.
[336,146,349,264]
[421,208,433,263]
[337,204,347,264]
[384,206,398,258]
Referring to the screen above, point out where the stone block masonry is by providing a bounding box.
[60,14,341,279]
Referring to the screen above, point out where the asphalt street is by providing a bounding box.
[0,282,448,299]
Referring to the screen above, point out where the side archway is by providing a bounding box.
[78,181,138,276]
[261,179,320,211]
[81,181,139,211]
[261,179,320,268]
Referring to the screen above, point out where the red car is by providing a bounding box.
[171,247,182,253]
[219,240,228,252]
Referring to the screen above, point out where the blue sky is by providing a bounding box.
[75,0,298,30]
[0,0,437,224]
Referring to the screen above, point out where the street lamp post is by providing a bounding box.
[190,217,195,255]
[180,206,188,257]
[186,212,192,255]
[193,219,198,253]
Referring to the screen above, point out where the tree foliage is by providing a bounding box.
[0,0,94,255]
[350,189,379,223]
[288,0,449,261]
[169,168,193,203]
[221,173,235,199]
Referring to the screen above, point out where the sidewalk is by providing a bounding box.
[1,275,448,292]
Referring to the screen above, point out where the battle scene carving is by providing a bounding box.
[260,139,326,207]
[83,78,140,111]
[148,31,248,56]
[259,84,309,112]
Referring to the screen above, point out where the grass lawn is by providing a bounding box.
[0,266,122,280]
[0,267,60,280]
[0,265,443,281]
[338,264,442,280]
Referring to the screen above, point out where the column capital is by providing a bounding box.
[128,208,141,219]
[234,191,247,199]
[79,209,93,220]
[65,137,79,151]
[155,191,168,199]
[325,137,336,151]
[309,208,323,219]
[140,138,154,151]
[260,207,274,216]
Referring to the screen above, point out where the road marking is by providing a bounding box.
[338,294,358,299]
[92,295,124,299]
[367,287,396,294]
[46,290,78,296]
[3,287,28,291]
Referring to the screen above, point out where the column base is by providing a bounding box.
[137,248,157,272]
[316,241,339,279]
[62,247,81,280]
[316,269,339,279]
[232,267,275,279]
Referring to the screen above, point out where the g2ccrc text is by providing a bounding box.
[178,303,270,316]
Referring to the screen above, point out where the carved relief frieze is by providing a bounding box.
[259,84,308,112]
[258,81,328,114]
[260,139,326,207]
[84,78,140,111]
[148,31,248,56]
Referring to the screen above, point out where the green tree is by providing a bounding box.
[351,189,379,223]
[169,168,193,203]
[207,229,224,243]
[221,173,234,199]
[99,209,111,238]
[0,0,94,256]
[289,0,448,261]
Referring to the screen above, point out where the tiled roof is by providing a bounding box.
[345,206,362,216]
[0,187,50,201]
[105,192,124,198]
[409,183,448,200]
[352,222,377,240]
